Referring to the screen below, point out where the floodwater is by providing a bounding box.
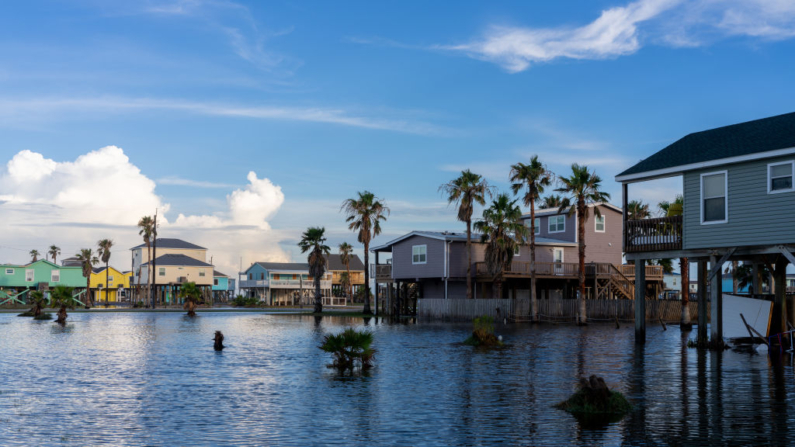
[0,312,792,446]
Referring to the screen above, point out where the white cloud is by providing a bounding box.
[0,147,288,278]
[0,97,448,135]
[444,0,680,72]
[439,0,795,72]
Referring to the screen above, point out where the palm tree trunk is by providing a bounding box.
[530,202,537,321]
[577,202,587,325]
[362,244,372,314]
[680,257,691,328]
[86,275,93,308]
[466,219,473,300]
[346,263,352,302]
[314,276,322,314]
[732,261,738,293]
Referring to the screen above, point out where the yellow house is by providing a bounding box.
[90,266,131,303]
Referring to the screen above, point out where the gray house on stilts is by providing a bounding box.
[616,111,795,344]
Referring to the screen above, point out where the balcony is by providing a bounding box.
[239,279,269,288]
[270,279,331,289]
[476,262,663,280]
[624,215,683,253]
[371,264,392,281]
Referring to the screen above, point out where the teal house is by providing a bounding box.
[0,260,85,289]
[212,270,233,301]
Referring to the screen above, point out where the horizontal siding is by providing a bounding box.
[684,155,795,249]
[583,206,623,264]
[528,212,576,242]
[393,236,445,279]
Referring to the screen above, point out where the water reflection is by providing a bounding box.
[1,313,795,446]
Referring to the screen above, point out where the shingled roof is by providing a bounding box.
[327,254,365,271]
[142,254,213,267]
[616,111,795,181]
[131,238,206,250]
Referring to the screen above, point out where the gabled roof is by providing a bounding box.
[327,254,365,271]
[371,230,576,251]
[213,270,228,277]
[247,262,310,273]
[616,111,795,182]
[131,238,206,250]
[142,254,213,267]
[522,202,622,218]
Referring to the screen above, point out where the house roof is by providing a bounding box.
[60,257,82,267]
[131,238,206,250]
[142,254,213,267]
[213,270,228,277]
[616,111,795,182]
[522,202,622,218]
[327,254,365,271]
[249,262,310,273]
[371,230,576,251]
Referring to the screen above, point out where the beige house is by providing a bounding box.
[131,238,215,304]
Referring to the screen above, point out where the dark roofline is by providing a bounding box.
[130,238,207,250]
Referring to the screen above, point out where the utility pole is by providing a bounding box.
[151,209,158,309]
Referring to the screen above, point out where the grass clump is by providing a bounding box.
[556,375,632,418]
[319,328,375,373]
[231,295,261,308]
[464,315,503,347]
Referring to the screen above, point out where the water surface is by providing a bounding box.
[1,312,792,446]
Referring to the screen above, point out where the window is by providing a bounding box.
[214,279,219,286]
[412,245,427,264]
[273,274,280,280]
[5,268,13,275]
[25,269,34,282]
[51,270,60,282]
[260,273,265,280]
[514,245,521,256]
[532,217,540,235]
[249,273,252,280]
[701,171,728,224]
[159,267,166,276]
[108,276,114,284]
[549,215,565,233]
[768,161,794,193]
[595,215,605,232]
[199,269,206,277]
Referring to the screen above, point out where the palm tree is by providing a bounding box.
[137,216,154,303]
[180,281,201,317]
[51,285,74,325]
[339,242,354,300]
[440,170,493,301]
[76,248,98,308]
[24,291,46,318]
[541,194,564,209]
[29,249,39,263]
[474,193,526,299]
[341,191,390,315]
[659,195,690,327]
[48,245,61,264]
[627,200,651,220]
[510,156,553,321]
[97,239,113,306]
[557,164,611,325]
[298,227,331,313]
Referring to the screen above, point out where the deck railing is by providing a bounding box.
[475,261,663,280]
[619,264,664,279]
[625,215,683,253]
[371,264,393,281]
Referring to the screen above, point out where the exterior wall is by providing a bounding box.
[212,276,229,291]
[582,206,623,264]
[448,241,485,278]
[526,211,577,242]
[142,265,213,286]
[90,267,131,302]
[131,247,207,284]
[0,261,84,288]
[392,235,446,280]
[683,155,795,249]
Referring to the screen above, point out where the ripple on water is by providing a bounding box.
[0,312,793,446]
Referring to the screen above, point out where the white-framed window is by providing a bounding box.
[5,268,14,275]
[412,245,427,264]
[51,270,60,282]
[199,269,206,277]
[700,171,728,224]
[595,215,605,233]
[533,218,540,235]
[214,279,219,286]
[514,245,521,256]
[549,215,565,233]
[159,267,166,277]
[25,269,34,282]
[768,161,794,194]
[553,248,564,263]
[108,275,114,284]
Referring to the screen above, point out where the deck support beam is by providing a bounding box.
[635,259,646,343]
[697,260,708,343]
[710,255,723,342]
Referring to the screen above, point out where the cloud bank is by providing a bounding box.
[0,146,288,278]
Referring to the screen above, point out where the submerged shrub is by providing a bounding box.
[464,315,503,347]
[556,375,632,417]
[319,328,375,373]
[231,295,260,307]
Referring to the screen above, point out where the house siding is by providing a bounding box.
[529,212,577,242]
[392,235,446,280]
[582,206,623,264]
[683,155,795,249]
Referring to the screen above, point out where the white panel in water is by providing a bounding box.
[722,294,773,339]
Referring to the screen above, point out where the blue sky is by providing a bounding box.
[2,0,795,273]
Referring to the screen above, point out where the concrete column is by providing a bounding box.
[635,259,646,343]
[697,260,708,343]
[710,255,723,342]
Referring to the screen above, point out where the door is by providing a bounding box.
[553,248,564,275]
